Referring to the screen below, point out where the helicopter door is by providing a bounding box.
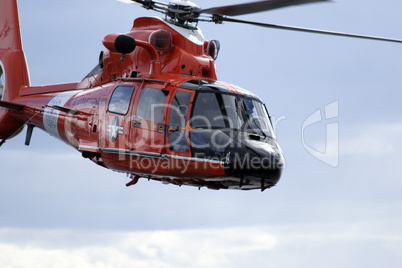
[130,87,169,154]
[166,89,193,155]
[104,85,135,149]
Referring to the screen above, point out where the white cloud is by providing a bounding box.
[1,222,402,268]
[0,227,276,268]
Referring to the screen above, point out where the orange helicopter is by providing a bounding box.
[1,0,401,191]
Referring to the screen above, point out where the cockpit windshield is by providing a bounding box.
[191,92,275,139]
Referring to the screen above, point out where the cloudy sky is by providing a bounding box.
[1,0,402,267]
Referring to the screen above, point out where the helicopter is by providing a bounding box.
[1,0,401,191]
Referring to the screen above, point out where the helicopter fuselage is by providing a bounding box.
[2,16,284,191]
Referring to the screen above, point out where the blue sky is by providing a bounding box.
[1,0,402,267]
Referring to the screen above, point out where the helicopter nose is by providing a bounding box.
[224,139,285,190]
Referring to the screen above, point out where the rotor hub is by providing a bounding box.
[167,0,200,26]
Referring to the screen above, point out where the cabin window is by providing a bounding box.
[108,86,135,115]
[168,90,192,152]
[136,87,169,124]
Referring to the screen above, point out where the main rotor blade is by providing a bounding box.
[223,17,402,44]
[199,0,329,17]
[118,0,143,6]
[119,0,168,9]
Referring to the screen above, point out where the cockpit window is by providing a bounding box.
[240,98,274,138]
[190,92,274,138]
[189,92,275,159]
[169,90,192,128]
[168,90,193,152]
[191,93,243,129]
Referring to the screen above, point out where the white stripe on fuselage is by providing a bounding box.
[42,90,81,139]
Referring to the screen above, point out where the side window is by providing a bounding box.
[169,90,192,128]
[168,90,192,152]
[136,87,169,124]
[108,86,135,115]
